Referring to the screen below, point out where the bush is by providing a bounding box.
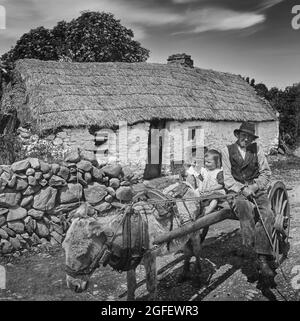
[0,133,23,164]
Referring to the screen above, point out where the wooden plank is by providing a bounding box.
[153,208,235,245]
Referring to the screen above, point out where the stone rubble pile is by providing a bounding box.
[0,149,137,255]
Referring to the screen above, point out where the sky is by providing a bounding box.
[0,0,299,89]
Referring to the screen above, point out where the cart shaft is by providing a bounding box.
[153,208,236,245]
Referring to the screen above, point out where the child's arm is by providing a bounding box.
[203,199,218,215]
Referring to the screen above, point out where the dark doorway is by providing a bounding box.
[143,119,165,180]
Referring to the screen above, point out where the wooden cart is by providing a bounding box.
[152,180,290,265]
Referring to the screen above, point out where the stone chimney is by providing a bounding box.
[167,53,194,68]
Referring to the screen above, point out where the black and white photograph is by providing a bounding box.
[0,0,300,305]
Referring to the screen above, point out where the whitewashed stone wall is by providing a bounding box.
[164,120,279,168]
[22,119,277,176]
[93,122,150,171]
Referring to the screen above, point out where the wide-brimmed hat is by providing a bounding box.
[234,122,259,139]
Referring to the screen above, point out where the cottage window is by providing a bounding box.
[188,126,201,158]
[94,131,109,158]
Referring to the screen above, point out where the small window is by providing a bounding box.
[188,126,200,143]
[94,131,109,158]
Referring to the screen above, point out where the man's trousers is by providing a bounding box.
[231,193,275,256]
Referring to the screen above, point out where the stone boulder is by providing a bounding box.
[11,160,30,173]
[0,208,8,216]
[0,177,8,192]
[7,207,27,222]
[1,226,16,237]
[116,186,133,202]
[28,176,37,186]
[59,184,82,204]
[24,216,36,234]
[23,185,40,196]
[40,161,51,174]
[36,222,50,238]
[26,168,35,176]
[57,166,70,180]
[80,150,98,166]
[0,228,8,239]
[50,202,80,215]
[28,158,40,170]
[104,195,114,203]
[0,192,21,208]
[43,172,53,180]
[10,237,22,250]
[15,179,28,191]
[94,202,112,213]
[84,172,92,184]
[34,172,43,181]
[7,175,17,188]
[77,160,92,172]
[0,215,5,227]
[8,220,25,234]
[28,209,44,220]
[33,187,57,211]
[101,164,123,178]
[51,163,60,175]
[49,175,66,187]
[109,178,120,189]
[1,239,13,254]
[20,196,34,208]
[91,167,104,182]
[65,148,80,163]
[84,183,107,205]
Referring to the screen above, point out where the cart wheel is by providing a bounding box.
[268,181,290,265]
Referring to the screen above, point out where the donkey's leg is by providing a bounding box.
[144,252,157,300]
[127,269,137,301]
[191,233,202,275]
[178,239,193,282]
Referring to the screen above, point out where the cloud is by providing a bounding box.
[0,5,6,29]
[258,0,284,11]
[172,0,198,3]
[174,7,265,34]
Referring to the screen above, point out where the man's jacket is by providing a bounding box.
[221,142,271,193]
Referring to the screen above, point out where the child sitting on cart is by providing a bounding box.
[185,149,225,215]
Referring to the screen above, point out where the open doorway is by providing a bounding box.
[143,119,166,179]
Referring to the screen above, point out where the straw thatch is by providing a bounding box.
[1,59,277,132]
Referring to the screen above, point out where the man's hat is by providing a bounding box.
[234,122,259,139]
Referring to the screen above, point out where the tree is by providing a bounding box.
[254,83,268,98]
[1,11,150,67]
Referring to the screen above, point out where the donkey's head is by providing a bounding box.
[62,208,112,293]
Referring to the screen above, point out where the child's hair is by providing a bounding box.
[204,149,222,168]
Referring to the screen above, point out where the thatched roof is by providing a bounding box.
[1,59,277,132]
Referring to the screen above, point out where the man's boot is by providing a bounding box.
[257,255,275,278]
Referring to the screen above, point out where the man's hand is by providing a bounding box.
[242,187,254,198]
[241,184,259,198]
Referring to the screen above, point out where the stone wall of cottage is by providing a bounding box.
[0,150,140,256]
[164,120,279,168]
[17,119,278,181]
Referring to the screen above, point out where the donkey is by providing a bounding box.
[63,182,205,300]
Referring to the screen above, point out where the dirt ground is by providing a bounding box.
[0,155,300,301]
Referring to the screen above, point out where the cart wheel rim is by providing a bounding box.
[268,181,290,263]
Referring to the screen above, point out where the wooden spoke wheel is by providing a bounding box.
[268,181,290,265]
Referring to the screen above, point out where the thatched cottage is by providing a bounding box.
[1,55,278,178]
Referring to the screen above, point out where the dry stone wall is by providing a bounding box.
[0,149,139,256]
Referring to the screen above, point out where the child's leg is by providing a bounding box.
[204,199,218,215]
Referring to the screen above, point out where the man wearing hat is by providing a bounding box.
[221,122,275,279]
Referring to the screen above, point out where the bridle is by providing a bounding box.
[64,206,131,279]
[64,243,111,279]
